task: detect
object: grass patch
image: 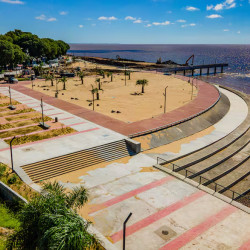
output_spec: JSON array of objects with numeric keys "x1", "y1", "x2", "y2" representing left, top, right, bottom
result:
[
  {"x1": 0, "y1": 163, "x2": 36, "y2": 201},
  {"x1": 5, "y1": 112, "x2": 40, "y2": 122},
  {"x1": 0, "y1": 203, "x2": 20, "y2": 230},
  {"x1": 5, "y1": 127, "x2": 75, "y2": 145},
  {"x1": 0, "y1": 116, "x2": 52, "y2": 130},
  {"x1": 0, "y1": 108, "x2": 34, "y2": 118},
  {"x1": 0, "y1": 125, "x2": 42, "y2": 139},
  {"x1": 0, "y1": 101, "x2": 19, "y2": 107}
]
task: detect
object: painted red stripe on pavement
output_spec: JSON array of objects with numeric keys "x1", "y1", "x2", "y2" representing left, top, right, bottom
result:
[
  {"x1": 89, "y1": 176, "x2": 174, "y2": 214},
  {"x1": 47, "y1": 112, "x2": 64, "y2": 116},
  {"x1": 60, "y1": 116, "x2": 75, "y2": 121},
  {"x1": 110, "y1": 191, "x2": 206, "y2": 243},
  {"x1": 239, "y1": 240, "x2": 250, "y2": 250},
  {"x1": 160, "y1": 205, "x2": 237, "y2": 250},
  {"x1": 69, "y1": 121, "x2": 86, "y2": 126}
]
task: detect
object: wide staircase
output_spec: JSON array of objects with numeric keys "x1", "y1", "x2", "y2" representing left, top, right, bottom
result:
[{"x1": 21, "y1": 139, "x2": 134, "y2": 183}]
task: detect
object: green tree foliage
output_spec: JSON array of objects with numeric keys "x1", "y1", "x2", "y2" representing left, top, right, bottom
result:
[
  {"x1": 0, "y1": 29, "x2": 70, "y2": 68},
  {"x1": 6, "y1": 181, "x2": 100, "y2": 250},
  {"x1": 136, "y1": 79, "x2": 149, "y2": 93}
]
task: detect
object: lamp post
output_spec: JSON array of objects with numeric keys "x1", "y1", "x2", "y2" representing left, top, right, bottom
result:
[
  {"x1": 41, "y1": 98, "x2": 45, "y2": 125},
  {"x1": 10, "y1": 136, "x2": 16, "y2": 172},
  {"x1": 9, "y1": 86, "x2": 12, "y2": 106},
  {"x1": 124, "y1": 64, "x2": 127, "y2": 86},
  {"x1": 191, "y1": 78, "x2": 194, "y2": 100},
  {"x1": 163, "y1": 86, "x2": 168, "y2": 113},
  {"x1": 123, "y1": 213, "x2": 132, "y2": 250}
]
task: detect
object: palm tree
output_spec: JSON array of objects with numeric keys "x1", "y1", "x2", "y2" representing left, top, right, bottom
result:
[
  {"x1": 59, "y1": 76, "x2": 68, "y2": 90},
  {"x1": 44, "y1": 75, "x2": 50, "y2": 85},
  {"x1": 78, "y1": 71, "x2": 85, "y2": 85},
  {"x1": 6, "y1": 181, "x2": 100, "y2": 250},
  {"x1": 98, "y1": 70, "x2": 105, "y2": 79},
  {"x1": 90, "y1": 85, "x2": 97, "y2": 110},
  {"x1": 136, "y1": 79, "x2": 148, "y2": 93},
  {"x1": 95, "y1": 78, "x2": 101, "y2": 90},
  {"x1": 49, "y1": 73, "x2": 55, "y2": 86},
  {"x1": 106, "y1": 72, "x2": 113, "y2": 82}
]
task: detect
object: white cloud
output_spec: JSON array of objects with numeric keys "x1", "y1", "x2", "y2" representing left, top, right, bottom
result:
[
  {"x1": 177, "y1": 19, "x2": 186, "y2": 23},
  {"x1": 214, "y1": 4, "x2": 224, "y2": 10},
  {"x1": 207, "y1": 0, "x2": 236, "y2": 11},
  {"x1": 133, "y1": 19, "x2": 142, "y2": 24},
  {"x1": 98, "y1": 16, "x2": 117, "y2": 21},
  {"x1": 206, "y1": 14, "x2": 222, "y2": 18},
  {"x1": 152, "y1": 21, "x2": 170, "y2": 26},
  {"x1": 79, "y1": 25, "x2": 84, "y2": 28},
  {"x1": 206, "y1": 5, "x2": 213, "y2": 10},
  {"x1": 47, "y1": 17, "x2": 57, "y2": 22},
  {"x1": 35, "y1": 14, "x2": 46, "y2": 20},
  {"x1": 145, "y1": 24, "x2": 152, "y2": 27},
  {"x1": 125, "y1": 16, "x2": 136, "y2": 21},
  {"x1": 223, "y1": 29, "x2": 229, "y2": 31},
  {"x1": 237, "y1": 30, "x2": 240, "y2": 34},
  {"x1": 59, "y1": 11, "x2": 67, "y2": 15},
  {"x1": 181, "y1": 23, "x2": 196, "y2": 28},
  {"x1": 0, "y1": 0, "x2": 24, "y2": 4},
  {"x1": 35, "y1": 14, "x2": 57, "y2": 22},
  {"x1": 186, "y1": 6, "x2": 199, "y2": 11}
]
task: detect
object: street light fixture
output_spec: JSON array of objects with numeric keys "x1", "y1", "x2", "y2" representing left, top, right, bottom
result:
[
  {"x1": 163, "y1": 86, "x2": 168, "y2": 113},
  {"x1": 123, "y1": 212, "x2": 132, "y2": 250},
  {"x1": 10, "y1": 136, "x2": 16, "y2": 172},
  {"x1": 8, "y1": 87, "x2": 16, "y2": 110}
]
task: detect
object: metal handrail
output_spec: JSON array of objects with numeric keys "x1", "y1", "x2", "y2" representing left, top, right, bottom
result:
[{"x1": 156, "y1": 158, "x2": 250, "y2": 202}]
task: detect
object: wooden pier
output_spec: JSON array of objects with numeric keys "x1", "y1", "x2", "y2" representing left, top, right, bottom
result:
[{"x1": 164, "y1": 63, "x2": 228, "y2": 76}]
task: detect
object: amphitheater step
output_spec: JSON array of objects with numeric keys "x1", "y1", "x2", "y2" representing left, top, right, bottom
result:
[
  {"x1": 21, "y1": 139, "x2": 134, "y2": 182},
  {"x1": 188, "y1": 141, "x2": 250, "y2": 179}
]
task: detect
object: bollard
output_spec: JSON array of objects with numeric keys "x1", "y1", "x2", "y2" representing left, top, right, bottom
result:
[{"x1": 55, "y1": 117, "x2": 58, "y2": 123}]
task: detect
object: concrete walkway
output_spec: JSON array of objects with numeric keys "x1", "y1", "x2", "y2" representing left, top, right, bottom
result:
[
  {"x1": 0, "y1": 87, "x2": 127, "y2": 184},
  {"x1": 48, "y1": 86, "x2": 249, "y2": 249}
]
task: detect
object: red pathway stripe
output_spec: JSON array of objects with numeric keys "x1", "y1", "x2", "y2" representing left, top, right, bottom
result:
[
  {"x1": 89, "y1": 176, "x2": 174, "y2": 214},
  {"x1": 239, "y1": 240, "x2": 250, "y2": 250},
  {"x1": 110, "y1": 190, "x2": 206, "y2": 243},
  {"x1": 160, "y1": 205, "x2": 237, "y2": 250}
]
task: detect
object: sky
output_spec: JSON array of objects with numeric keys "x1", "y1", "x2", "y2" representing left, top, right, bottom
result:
[{"x1": 0, "y1": 0, "x2": 249, "y2": 44}]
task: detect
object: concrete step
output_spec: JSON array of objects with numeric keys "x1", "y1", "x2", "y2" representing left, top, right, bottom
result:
[
  {"x1": 188, "y1": 140, "x2": 250, "y2": 179},
  {"x1": 173, "y1": 129, "x2": 250, "y2": 173},
  {"x1": 21, "y1": 139, "x2": 133, "y2": 182},
  {"x1": 22, "y1": 140, "x2": 129, "y2": 169}
]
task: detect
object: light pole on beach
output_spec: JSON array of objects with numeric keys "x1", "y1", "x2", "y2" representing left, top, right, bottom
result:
[
  {"x1": 191, "y1": 78, "x2": 195, "y2": 100},
  {"x1": 163, "y1": 86, "x2": 168, "y2": 113},
  {"x1": 124, "y1": 64, "x2": 127, "y2": 86}
]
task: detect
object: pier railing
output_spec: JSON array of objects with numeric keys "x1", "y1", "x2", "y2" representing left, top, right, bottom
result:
[{"x1": 156, "y1": 156, "x2": 250, "y2": 203}]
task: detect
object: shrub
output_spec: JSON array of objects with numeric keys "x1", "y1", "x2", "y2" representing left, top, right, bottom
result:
[
  {"x1": 0, "y1": 163, "x2": 6, "y2": 177},
  {"x1": 7, "y1": 174, "x2": 17, "y2": 184}
]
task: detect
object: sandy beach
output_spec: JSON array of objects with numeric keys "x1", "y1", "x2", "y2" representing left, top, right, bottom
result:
[{"x1": 28, "y1": 61, "x2": 197, "y2": 123}]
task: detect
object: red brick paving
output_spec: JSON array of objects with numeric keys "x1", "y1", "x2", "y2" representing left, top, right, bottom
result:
[{"x1": 1, "y1": 77, "x2": 220, "y2": 137}]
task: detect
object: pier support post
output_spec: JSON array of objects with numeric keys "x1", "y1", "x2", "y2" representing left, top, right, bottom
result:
[
  {"x1": 207, "y1": 68, "x2": 210, "y2": 75},
  {"x1": 183, "y1": 70, "x2": 186, "y2": 76},
  {"x1": 214, "y1": 67, "x2": 217, "y2": 75},
  {"x1": 192, "y1": 69, "x2": 194, "y2": 76},
  {"x1": 221, "y1": 66, "x2": 224, "y2": 73},
  {"x1": 200, "y1": 68, "x2": 202, "y2": 76}
]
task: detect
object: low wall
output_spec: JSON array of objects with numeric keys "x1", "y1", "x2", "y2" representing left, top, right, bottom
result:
[
  {"x1": 125, "y1": 138, "x2": 141, "y2": 153},
  {"x1": 0, "y1": 181, "x2": 28, "y2": 204}
]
